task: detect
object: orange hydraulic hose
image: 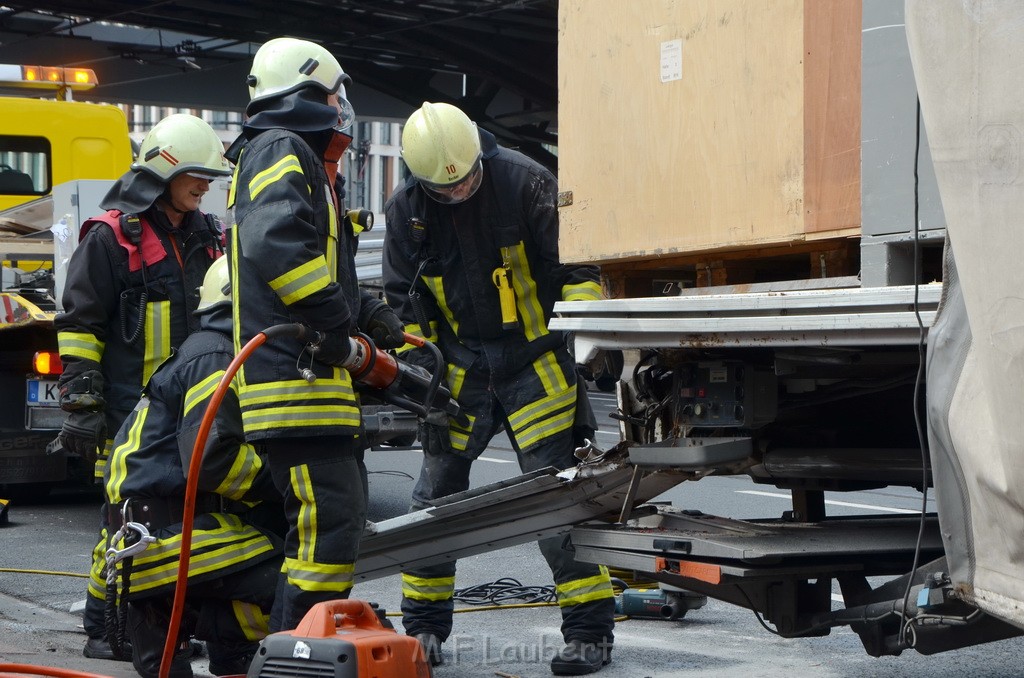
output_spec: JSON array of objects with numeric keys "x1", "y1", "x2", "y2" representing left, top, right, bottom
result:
[
  {"x1": 158, "y1": 325, "x2": 425, "y2": 678},
  {"x1": 0, "y1": 665, "x2": 112, "y2": 678},
  {"x1": 160, "y1": 324, "x2": 309, "y2": 678}
]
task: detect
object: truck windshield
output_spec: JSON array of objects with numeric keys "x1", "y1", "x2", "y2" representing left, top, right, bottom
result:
[{"x1": 0, "y1": 135, "x2": 50, "y2": 195}]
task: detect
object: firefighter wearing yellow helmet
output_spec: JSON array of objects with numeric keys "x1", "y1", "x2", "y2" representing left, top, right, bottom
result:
[
  {"x1": 227, "y1": 36, "x2": 405, "y2": 632},
  {"x1": 383, "y1": 102, "x2": 614, "y2": 674},
  {"x1": 55, "y1": 112, "x2": 229, "y2": 662},
  {"x1": 400, "y1": 102, "x2": 484, "y2": 204}
]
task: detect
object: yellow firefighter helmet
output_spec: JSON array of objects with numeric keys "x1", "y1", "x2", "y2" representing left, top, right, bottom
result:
[{"x1": 401, "y1": 102, "x2": 484, "y2": 204}]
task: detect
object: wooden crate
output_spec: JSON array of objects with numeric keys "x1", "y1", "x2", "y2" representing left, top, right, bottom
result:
[{"x1": 557, "y1": 0, "x2": 862, "y2": 266}]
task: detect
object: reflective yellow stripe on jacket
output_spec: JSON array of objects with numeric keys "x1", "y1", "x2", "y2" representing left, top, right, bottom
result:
[
  {"x1": 248, "y1": 155, "x2": 304, "y2": 201},
  {"x1": 505, "y1": 242, "x2": 546, "y2": 341},
  {"x1": 269, "y1": 255, "x2": 332, "y2": 306},
  {"x1": 57, "y1": 331, "x2": 104, "y2": 363},
  {"x1": 142, "y1": 300, "x2": 172, "y2": 385},
  {"x1": 562, "y1": 280, "x2": 602, "y2": 302},
  {"x1": 106, "y1": 401, "x2": 150, "y2": 504},
  {"x1": 422, "y1": 276, "x2": 459, "y2": 335},
  {"x1": 183, "y1": 370, "x2": 234, "y2": 416},
  {"x1": 215, "y1": 443, "x2": 265, "y2": 502},
  {"x1": 238, "y1": 378, "x2": 360, "y2": 433}
]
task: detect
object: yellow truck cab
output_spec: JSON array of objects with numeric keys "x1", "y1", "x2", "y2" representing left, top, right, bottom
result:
[
  {"x1": 0, "y1": 64, "x2": 132, "y2": 213},
  {"x1": 0, "y1": 64, "x2": 132, "y2": 498}
]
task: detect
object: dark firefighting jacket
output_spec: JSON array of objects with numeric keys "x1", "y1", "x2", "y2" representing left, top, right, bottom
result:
[
  {"x1": 382, "y1": 130, "x2": 603, "y2": 456},
  {"x1": 103, "y1": 309, "x2": 282, "y2": 597},
  {"x1": 228, "y1": 122, "x2": 385, "y2": 441},
  {"x1": 56, "y1": 204, "x2": 223, "y2": 471}
]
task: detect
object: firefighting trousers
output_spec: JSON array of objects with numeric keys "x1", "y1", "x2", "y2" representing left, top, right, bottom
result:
[
  {"x1": 400, "y1": 417, "x2": 615, "y2": 645},
  {"x1": 127, "y1": 559, "x2": 280, "y2": 676},
  {"x1": 265, "y1": 435, "x2": 368, "y2": 631}
]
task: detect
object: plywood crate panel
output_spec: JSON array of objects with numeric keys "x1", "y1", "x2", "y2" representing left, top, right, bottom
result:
[{"x1": 557, "y1": 0, "x2": 862, "y2": 265}]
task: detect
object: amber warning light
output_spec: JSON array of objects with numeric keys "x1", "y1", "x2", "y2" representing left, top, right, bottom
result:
[
  {"x1": 33, "y1": 351, "x2": 64, "y2": 376},
  {"x1": 0, "y1": 64, "x2": 98, "y2": 91}
]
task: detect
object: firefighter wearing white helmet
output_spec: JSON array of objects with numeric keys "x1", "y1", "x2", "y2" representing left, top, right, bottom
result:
[
  {"x1": 104, "y1": 249, "x2": 283, "y2": 678},
  {"x1": 227, "y1": 36, "x2": 406, "y2": 631},
  {"x1": 133, "y1": 113, "x2": 231, "y2": 182},
  {"x1": 55, "y1": 111, "x2": 230, "y2": 662},
  {"x1": 383, "y1": 102, "x2": 614, "y2": 674},
  {"x1": 195, "y1": 254, "x2": 231, "y2": 312}
]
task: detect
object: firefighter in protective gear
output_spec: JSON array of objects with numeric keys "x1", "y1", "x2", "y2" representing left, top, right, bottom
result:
[
  {"x1": 105, "y1": 256, "x2": 283, "y2": 678},
  {"x1": 383, "y1": 102, "x2": 614, "y2": 676},
  {"x1": 228, "y1": 36, "x2": 405, "y2": 632},
  {"x1": 55, "y1": 113, "x2": 230, "y2": 661}
]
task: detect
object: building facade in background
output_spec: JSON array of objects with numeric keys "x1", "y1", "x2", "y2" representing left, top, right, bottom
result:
[{"x1": 122, "y1": 104, "x2": 406, "y2": 224}]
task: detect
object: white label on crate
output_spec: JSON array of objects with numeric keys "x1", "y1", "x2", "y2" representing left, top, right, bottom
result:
[{"x1": 660, "y1": 39, "x2": 684, "y2": 83}]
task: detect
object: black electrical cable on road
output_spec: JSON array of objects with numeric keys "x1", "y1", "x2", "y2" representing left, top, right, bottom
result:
[{"x1": 454, "y1": 578, "x2": 556, "y2": 606}]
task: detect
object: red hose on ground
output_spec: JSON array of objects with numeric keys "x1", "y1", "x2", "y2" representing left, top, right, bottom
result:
[
  {"x1": 0, "y1": 665, "x2": 112, "y2": 678},
  {"x1": 158, "y1": 329, "x2": 274, "y2": 678}
]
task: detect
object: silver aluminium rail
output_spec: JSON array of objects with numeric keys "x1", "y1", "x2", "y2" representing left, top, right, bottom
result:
[{"x1": 550, "y1": 283, "x2": 942, "y2": 349}]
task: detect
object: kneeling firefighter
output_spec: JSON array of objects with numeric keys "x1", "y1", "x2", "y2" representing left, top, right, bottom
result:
[{"x1": 104, "y1": 257, "x2": 284, "y2": 678}]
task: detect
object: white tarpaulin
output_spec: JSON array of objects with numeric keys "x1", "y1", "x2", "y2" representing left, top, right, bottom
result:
[{"x1": 907, "y1": 0, "x2": 1024, "y2": 629}]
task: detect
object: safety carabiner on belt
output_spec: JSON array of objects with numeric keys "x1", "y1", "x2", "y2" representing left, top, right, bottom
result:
[{"x1": 105, "y1": 503, "x2": 156, "y2": 585}]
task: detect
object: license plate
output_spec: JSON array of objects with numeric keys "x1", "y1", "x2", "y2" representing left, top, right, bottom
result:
[{"x1": 26, "y1": 378, "x2": 60, "y2": 407}]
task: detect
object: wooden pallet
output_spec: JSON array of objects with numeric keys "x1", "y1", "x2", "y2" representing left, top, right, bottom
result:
[{"x1": 599, "y1": 238, "x2": 860, "y2": 299}]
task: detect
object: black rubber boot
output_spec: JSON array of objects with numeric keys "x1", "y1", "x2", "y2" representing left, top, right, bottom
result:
[
  {"x1": 550, "y1": 640, "x2": 612, "y2": 675},
  {"x1": 413, "y1": 633, "x2": 443, "y2": 667},
  {"x1": 126, "y1": 601, "x2": 194, "y2": 678},
  {"x1": 207, "y1": 640, "x2": 258, "y2": 676},
  {"x1": 83, "y1": 636, "x2": 133, "y2": 661}
]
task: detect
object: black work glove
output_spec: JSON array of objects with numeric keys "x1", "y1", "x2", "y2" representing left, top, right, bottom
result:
[
  {"x1": 57, "y1": 410, "x2": 107, "y2": 461},
  {"x1": 59, "y1": 369, "x2": 105, "y2": 412},
  {"x1": 417, "y1": 410, "x2": 451, "y2": 456},
  {"x1": 365, "y1": 304, "x2": 406, "y2": 349},
  {"x1": 309, "y1": 332, "x2": 358, "y2": 367}
]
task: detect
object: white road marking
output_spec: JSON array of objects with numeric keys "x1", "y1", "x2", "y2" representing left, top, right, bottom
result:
[
  {"x1": 735, "y1": 490, "x2": 920, "y2": 514},
  {"x1": 478, "y1": 456, "x2": 515, "y2": 464}
]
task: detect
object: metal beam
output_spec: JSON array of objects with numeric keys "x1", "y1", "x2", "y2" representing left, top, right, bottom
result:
[{"x1": 353, "y1": 445, "x2": 690, "y2": 582}]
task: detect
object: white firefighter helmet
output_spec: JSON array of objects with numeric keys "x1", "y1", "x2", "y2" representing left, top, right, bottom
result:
[
  {"x1": 247, "y1": 37, "x2": 354, "y2": 129},
  {"x1": 132, "y1": 114, "x2": 230, "y2": 183},
  {"x1": 195, "y1": 256, "x2": 231, "y2": 312},
  {"x1": 401, "y1": 102, "x2": 484, "y2": 204}
]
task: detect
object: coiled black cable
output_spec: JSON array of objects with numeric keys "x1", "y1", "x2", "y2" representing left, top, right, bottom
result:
[{"x1": 453, "y1": 578, "x2": 556, "y2": 606}]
